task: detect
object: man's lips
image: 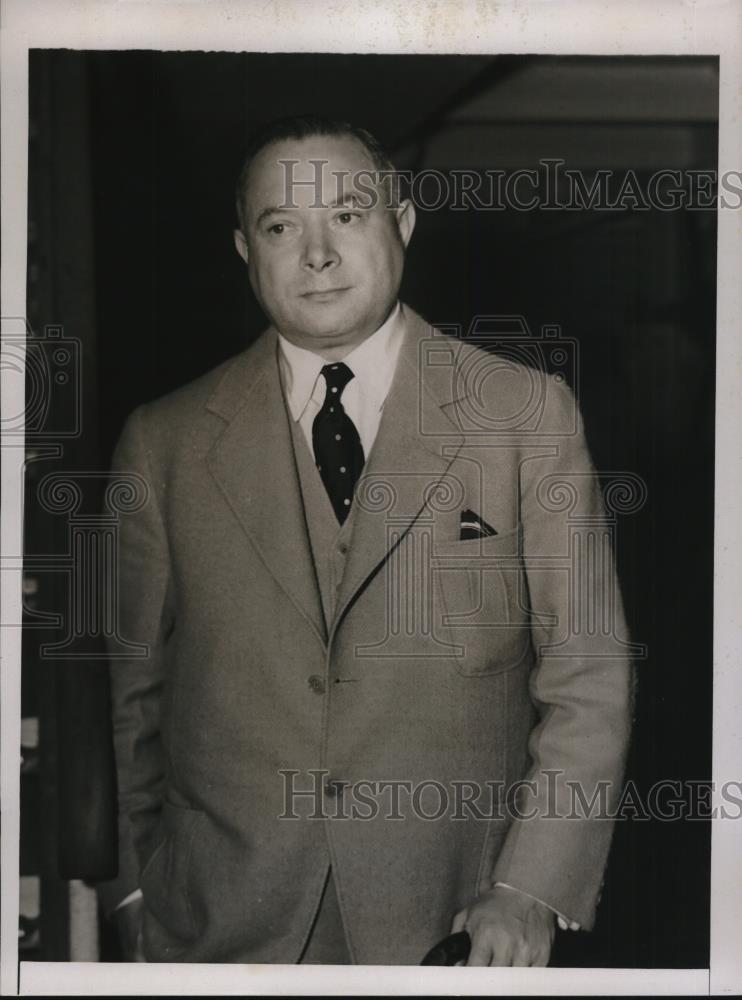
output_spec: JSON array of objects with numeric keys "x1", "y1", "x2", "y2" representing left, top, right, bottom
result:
[{"x1": 300, "y1": 287, "x2": 351, "y2": 300}]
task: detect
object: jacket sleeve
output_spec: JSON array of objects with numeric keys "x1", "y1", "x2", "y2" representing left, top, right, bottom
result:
[
  {"x1": 489, "y1": 376, "x2": 636, "y2": 929},
  {"x1": 96, "y1": 404, "x2": 175, "y2": 916}
]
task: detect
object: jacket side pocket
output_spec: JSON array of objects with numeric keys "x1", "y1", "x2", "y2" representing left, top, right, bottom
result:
[{"x1": 140, "y1": 799, "x2": 204, "y2": 943}]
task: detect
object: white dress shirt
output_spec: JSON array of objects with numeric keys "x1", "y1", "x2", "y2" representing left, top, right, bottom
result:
[{"x1": 277, "y1": 300, "x2": 406, "y2": 461}]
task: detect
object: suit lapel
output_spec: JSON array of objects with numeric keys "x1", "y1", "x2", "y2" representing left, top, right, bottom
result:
[
  {"x1": 205, "y1": 330, "x2": 326, "y2": 645},
  {"x1": 332, "y1": 308, "x2": 465, "y2": 636}
]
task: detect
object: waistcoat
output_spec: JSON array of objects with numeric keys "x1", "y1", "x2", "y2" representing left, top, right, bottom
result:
[{"x1": 287, "y1": 411, "x2": 358, "y2": 634}]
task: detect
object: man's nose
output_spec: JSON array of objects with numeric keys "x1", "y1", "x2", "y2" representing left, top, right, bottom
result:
[{"x1": 300, "y1": 229, "x2": 339, "y2": 271}]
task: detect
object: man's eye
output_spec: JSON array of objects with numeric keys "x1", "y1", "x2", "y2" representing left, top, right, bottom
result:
[
  {"x1": 337, "y1": 212, "x2": 360, "y2": 224},
  {"x1": 267, "y1": 223, "x2": 286, "y2": 235}
]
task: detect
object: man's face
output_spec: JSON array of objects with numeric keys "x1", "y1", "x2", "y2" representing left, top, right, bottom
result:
[{"x1": 234, "y1": 134, "x2": 415, "y2": 355}]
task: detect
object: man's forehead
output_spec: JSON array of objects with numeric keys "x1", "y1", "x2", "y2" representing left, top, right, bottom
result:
[{"x1": 246, "y1": 134, "x2": 379, "y2": 213}]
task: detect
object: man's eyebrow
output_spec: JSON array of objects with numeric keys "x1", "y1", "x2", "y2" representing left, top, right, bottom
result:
[
  {"x1": 327, "y1": 192, "x2": 369, "y2": 209},
  {"x1": 253, "y1": 192, "x2": 369, "y2": 227},
  {"x1": 254, "y1": 205, "x2": 290, "y2": 228}
]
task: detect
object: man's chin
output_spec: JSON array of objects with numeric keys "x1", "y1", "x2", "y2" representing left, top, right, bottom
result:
[{"x1": 285, "y1": 309, "x2": 364, "y2": 344}]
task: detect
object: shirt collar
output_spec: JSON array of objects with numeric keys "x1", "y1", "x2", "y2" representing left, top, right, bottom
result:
[{"x1": 277, "y1": 301, "x2": 405, "y2": 423}]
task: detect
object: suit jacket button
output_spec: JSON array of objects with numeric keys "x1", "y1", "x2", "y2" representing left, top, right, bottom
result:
[{"x1": 308, "y1": 674, "x2": 325, "y2": 694}]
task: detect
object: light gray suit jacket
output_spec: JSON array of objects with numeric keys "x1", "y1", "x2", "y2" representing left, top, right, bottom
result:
[{"x1": 106, "y1": 305, "x2": 633, "y2": 963}]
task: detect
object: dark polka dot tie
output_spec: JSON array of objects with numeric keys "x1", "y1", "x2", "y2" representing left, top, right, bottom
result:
[{"x1": 312, "y1": 362, "x2": 366, "y2": 524}]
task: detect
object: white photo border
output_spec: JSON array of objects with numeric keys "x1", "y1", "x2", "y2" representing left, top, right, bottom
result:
[{"x1": 2, "y1": 0, "x2": 739, "y2": 995}]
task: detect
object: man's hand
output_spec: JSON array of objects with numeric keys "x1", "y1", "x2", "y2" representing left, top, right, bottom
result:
[
  {"x1": 114, "y1": 895, "x2": 146, "y2": 962},
  {"x1": 451, "y1": 884, "x2": 555, "y2": 966}
]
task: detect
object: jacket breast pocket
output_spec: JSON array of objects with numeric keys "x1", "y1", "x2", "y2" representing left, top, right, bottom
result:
[
  {"x1": 432, "y1": 523, "x2": 533, "y2": 677},
  {"x1": 140, "y1": 798, "x2": 204, "y2": 944}
]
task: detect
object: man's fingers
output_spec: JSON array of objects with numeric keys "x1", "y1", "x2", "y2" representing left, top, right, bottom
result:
[
  {"x1": 450, "y1": 909, "x2": 467, "y2": 934},
  {"x1": 457, "y1": 889, "x2": 555, "y2": 967},
  {"x1": 487, "y1": 931, "x2": 515, "y2": 967},
  {"x1": 467, "y1": 929, "x2": 513, "y2": 967},
  {"x1": 529, "y1": 943, "x2": 551, "y2": 967},
  {"x1": 512, "y1": 920, "x2": 546, "y2": 966},
  {"x1": 517, "y1": 929, "x2": 554, "y2": 966},
  {"x1": 524, "y1": 922, "x2": 553, "y2": 967},
  {"x1": 511, "y1": 936, "x2": 535, "y2": 967},
  {"x1": 466, "y1": 940, "x2": 494, "y2": 967}
]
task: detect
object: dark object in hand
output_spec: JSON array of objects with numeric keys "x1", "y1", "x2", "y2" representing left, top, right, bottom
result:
[{"x1": 420, "y1": 930, "x2": 472, "y2": 965}]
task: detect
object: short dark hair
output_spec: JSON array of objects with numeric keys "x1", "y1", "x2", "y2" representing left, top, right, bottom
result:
[{"x1": 234, "y1": 114, "x2": 398, "y2": 232}]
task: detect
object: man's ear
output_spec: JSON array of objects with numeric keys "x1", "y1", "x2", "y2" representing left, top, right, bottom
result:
[
  {"x1": 395, "y1": 198, "x2": 416, "y2": 249},
  {"x1": 233, "y1": 228, "x2": 249, "y2": 265}
]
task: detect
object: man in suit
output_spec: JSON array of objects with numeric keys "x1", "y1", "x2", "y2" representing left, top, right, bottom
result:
[{"x1": 102, "y1": 115, "x2": 633, "y2": 966}]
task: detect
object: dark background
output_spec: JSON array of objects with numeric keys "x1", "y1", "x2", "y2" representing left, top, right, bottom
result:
[{"x1": 23, "y1": 50, "x2": 717, "y2": 966}]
